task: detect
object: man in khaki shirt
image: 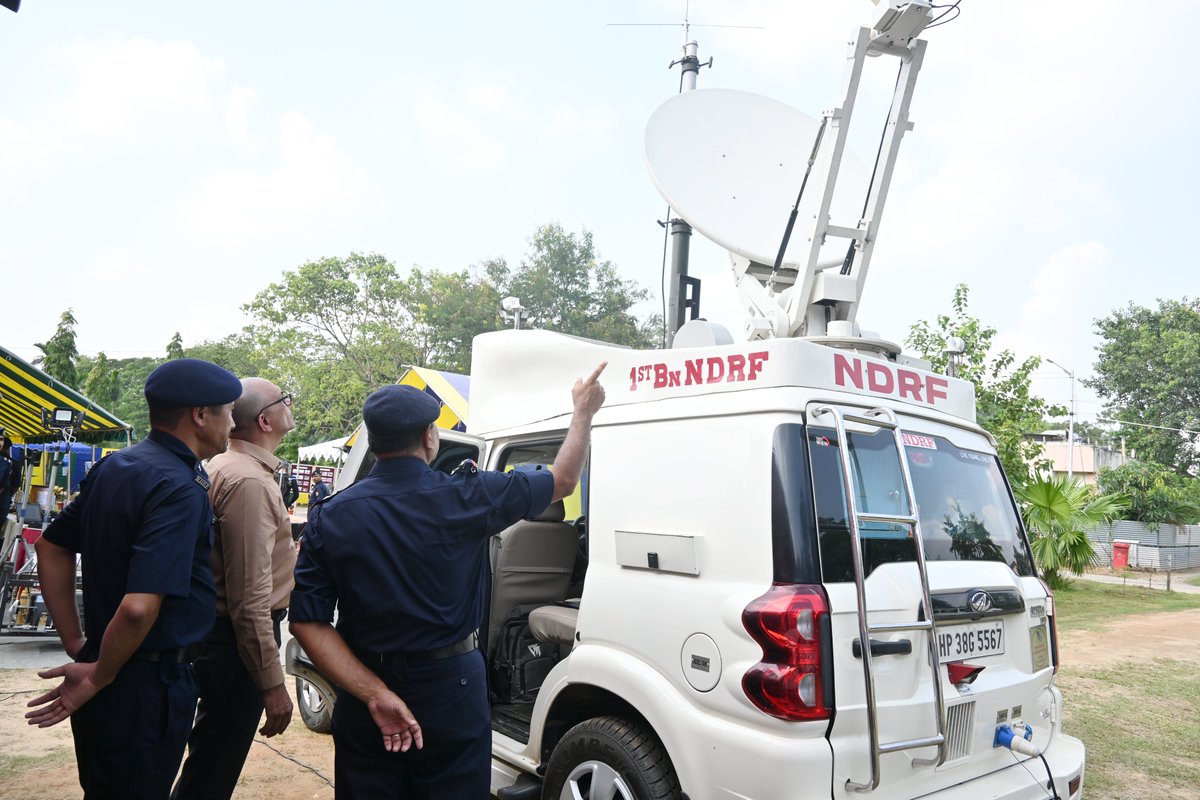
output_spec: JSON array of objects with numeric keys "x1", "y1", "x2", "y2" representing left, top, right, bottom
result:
[{"x1": 173, "y1": 378, "x2": 298, "y2": 800}]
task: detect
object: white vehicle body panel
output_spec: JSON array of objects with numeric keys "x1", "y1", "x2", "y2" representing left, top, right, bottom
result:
[{"x1": 327, "y1": 330, "x2": 1083, "y2": 799}]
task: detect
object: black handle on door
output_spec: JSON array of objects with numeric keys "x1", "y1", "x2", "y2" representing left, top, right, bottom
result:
[{"x1": 852, "y1": 638, "x2": 913, "y2": 658}]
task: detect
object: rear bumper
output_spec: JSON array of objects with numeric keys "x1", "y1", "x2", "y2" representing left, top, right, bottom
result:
[{"x1": 916, "y1": 732, "x2": 1085, "y2": 800}]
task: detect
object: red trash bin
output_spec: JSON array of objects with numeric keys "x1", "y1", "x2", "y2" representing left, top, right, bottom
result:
[{"x1": 1112, "y1": 541, "x2": 1130, "y2": 569}]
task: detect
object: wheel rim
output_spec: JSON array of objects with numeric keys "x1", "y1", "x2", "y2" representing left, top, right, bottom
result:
[
  {"x1": 300, "y1": 680, "x2": 325, "y2": 713},
  {"x1": 559, "y1": 760, "x2": 635, "y2": 800}
]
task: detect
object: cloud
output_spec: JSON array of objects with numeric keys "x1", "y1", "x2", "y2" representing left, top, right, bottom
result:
[
  {"x1": 178, "y1": 112, "x2": 370, "y2": 247},
  {"x1": 994, "y1": 240, "x2": 1113, "y2": 369},
  {"x1": 540, "y1": 101, "x2": 619, "y2": 140},
  {"x1": 51, "y1": 36, "x2": 227, "y2": 138},
  {"x1": 414, "y1": 92, "x2": 506, "y2": 173},
  {"x1": 225, "y1": 85, "x2": 259, "y2": 147},
  {"x1": 0, "y1": 117, "x2": 53, "y2": 174}
]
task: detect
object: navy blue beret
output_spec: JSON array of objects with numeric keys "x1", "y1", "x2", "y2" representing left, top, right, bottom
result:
[
  {"x1": 363, "y1": 384, "x2": 441, "y2": 439},
  {"x1": 144, "y1": 359, "x2": 242, "y2": 409}
]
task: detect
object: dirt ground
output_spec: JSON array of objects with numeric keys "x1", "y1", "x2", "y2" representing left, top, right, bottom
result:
[
  {"x1": 3, "y1": 610, "x2": 1200, "y2": 799},
  {"x1": 0, "y1": 674, "x2": 336, "y2": 799}
]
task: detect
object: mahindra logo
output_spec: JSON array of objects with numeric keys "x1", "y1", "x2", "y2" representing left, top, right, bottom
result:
[{"x1": 968, "y1": 591, "x2": 994, "y2": 613}]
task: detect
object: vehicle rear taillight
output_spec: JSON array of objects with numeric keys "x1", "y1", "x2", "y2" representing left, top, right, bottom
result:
[
  {"x1": 1038, "y1": 578, "x2": 1060, "y2": 674},
  {"x1": 742, "y1": 584, "x2": 831, "y2": 721}
]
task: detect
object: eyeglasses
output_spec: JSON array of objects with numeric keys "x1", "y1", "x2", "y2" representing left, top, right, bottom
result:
[{"x1": 257, "y1": 393, "x2": 293, "y2": 418}]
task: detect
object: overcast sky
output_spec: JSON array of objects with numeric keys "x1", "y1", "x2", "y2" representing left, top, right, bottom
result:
[{"x1": 2, "y1": 1, "x2": 1196, "y2": 424}]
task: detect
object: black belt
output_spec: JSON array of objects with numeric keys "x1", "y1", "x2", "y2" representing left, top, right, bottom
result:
[
  {"x1": 361, "y1": 633, "x2": 478, "y2": 668},
  {"x1": 133, "y1": 643, "x2": 203, "y2": 664},
  {"x1": 271, "y1": 607, "x2": 288, "y2": 622}
]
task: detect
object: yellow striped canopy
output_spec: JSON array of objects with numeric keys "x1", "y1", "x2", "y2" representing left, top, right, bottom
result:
[
  {"x1": 0, "y1": 346, "x2": 131, "y2": 444},
  {"x1": 342, "y1": 366, "x2": 469, "y2": 450}
]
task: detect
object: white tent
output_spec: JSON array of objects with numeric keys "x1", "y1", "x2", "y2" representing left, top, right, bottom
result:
[{"x1": 298, "y1": 436, "x2": 349, "y2": 463}]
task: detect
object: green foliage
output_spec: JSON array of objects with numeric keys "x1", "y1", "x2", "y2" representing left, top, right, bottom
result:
[
  {"x1": 403, "y1": 264, "x2": 504, "y2": 372},
  {"x1": 1016, "y1": 473, "x2": 1127, "y2": 588},
  {"x1": 183, "y1": 330, "x2": 271, "y2": 378},
  {"x1": 907, "y1": 285, "x2": 1065, "y2": 487},
  {"x1": 166, "y1": 332, "x2": 184, "y2": 360},
  {"x1": 1095, "y1": 461, "x2": 1200, "y2": 525},
  {"x1": 82, "y1": 352, "x2": 120, "y2": 407},
  {"x1": 38, "y1": 225, "x2": 660, "y2": 449},
  {"x1": 34, "y1": 309, "x2": 81, "y2": 389},
  {"x1": 503, "y1": 224, "x2": 661, "y2": 348},
  {"x1": 1089, "y1": 298, "x2": 1200, "y2": 475},
  {"x1": 108, "y1": 356, "x2": 160, "y2": 439},
  {"x1": 243, "y1": 251, "x2": 419, "y2": 389}
]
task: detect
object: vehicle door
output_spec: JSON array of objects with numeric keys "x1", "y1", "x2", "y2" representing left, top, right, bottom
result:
[
  {"x1": 806, "y1": 404, "x2": 1055, "y2": 799},
  {"x1": 335, "y1": 423, "x2": 486, "y2": 491}
]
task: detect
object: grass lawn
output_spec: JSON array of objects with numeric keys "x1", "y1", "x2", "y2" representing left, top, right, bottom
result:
[
  {"x1": 1053, "y1": 579, "x2": 1200, "y2": 631},
  {"x1": 1058, "y1": 659, "x2": 1200, "y2": 798},
  {"x1": 1054, "y1": 580, "x2": 1200, "y2": 798},
  {"x1": 1188, "y1": 574, "x2": 1200, "y2": 588}
]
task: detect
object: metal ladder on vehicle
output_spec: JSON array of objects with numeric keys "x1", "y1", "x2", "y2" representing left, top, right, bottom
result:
[{"x1": 811, "y1": 405, "x2": 947, "y2": 793}]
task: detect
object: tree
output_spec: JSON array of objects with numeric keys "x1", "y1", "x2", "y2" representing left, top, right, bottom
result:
[
  {"x1": 83, "y1": 352, "x2": 120, "y2": 408},
  {"x1": 243, "y1": 252, "x2": 419, "y2": 389},
  {"x1": 34, "y1": 309, "x2": 81, "y2": 389},
  {"x1": 1095, "y1": 461, "x2": 1200, "y2": 525},
  {"x1": 108, "y1": 356, "x2": 160, "y2": 440},
  {"x1": 503, "y1": 224, "x2": 661, "y2": 349},
  {"x1": 402, "y1": 264, "x2": 504, "y2": 373},
  {"x1": 166, "y1": 332, "x2": 184, "y2": 360},
  {"x1": 1088, "y1": 298, "x2": 1200, "y2": 476},
  {"x1": 184, "y1": 331, "x2": 271, "y2": 379},
  {"x1": 1017, "y1": 474, "x2": 1127, "y2": 588},
  {"x1": 907, "y1": 285, "x2": 1064, "y2": 487}
]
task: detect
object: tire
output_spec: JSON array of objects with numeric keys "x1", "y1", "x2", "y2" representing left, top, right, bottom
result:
[
  {"x1": 543, "y1": 716, "x2": 681, "y2": 800},
  {"x1": 295, "y1": 677, "x2": 333, "y2": 734}
]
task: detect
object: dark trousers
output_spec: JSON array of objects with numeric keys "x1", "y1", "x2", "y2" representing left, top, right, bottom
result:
[
  {"x1": 70, "y1": 659, "x2": 198, "y2": 800},
  {"x1": 333, "y1": 648, "x2": 490, "y2": 799},
  {"x1": 171, "y1": 616, "x2": 281, "y2": 800}
]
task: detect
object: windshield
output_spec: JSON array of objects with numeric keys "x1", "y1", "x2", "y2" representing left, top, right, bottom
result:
[{"x1": 807, "y1": 424, "x2": 1034, "y2": 582}]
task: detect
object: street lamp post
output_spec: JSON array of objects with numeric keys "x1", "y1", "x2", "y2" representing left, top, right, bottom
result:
[{"x1": 1046, "y1": 359, "x2": 1076, "y2": 481}]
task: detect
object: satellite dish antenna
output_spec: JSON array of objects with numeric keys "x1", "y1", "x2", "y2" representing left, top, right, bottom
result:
[{"x1": 644, "y1": 88, "x2": 869, "y2": 269}]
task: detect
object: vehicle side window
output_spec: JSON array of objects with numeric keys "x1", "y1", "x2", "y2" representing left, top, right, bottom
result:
[
  {"x1": 431, "y1": 441, "x2": 480, "y2": 474},
  {"x1": 349, "y1": 438, "x2": 479, "y2": 486},
  {"x1": 497, "y1": 441, "x2": 587, "y2": 522},
  {"x1": 809, "y1": 428, "x2": 916, "y2": 583}
]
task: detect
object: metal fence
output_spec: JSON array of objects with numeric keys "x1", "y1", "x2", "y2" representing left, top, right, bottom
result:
[{"x1": 1086, "y1": 520, "x2": 1200, "y2": 570}]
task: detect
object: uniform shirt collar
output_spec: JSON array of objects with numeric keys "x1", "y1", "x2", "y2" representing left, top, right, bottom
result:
[
  {"x1": 369, "y1": 455, "x2": 432, "y2": 477},
  {"x1": 228, "y1": 438, "x2": 283, "y2": 473},
  {"x1": 147, "y1": 429, "x2": 200, "y2": 467}
]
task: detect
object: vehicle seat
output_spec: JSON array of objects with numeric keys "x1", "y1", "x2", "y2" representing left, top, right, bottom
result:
[
  {"x1": 487, "y1": 500, "x2": 577, "y2": 657},
  {"x1": 528, "y1": 602, "x2": 578, "y2": 648}
]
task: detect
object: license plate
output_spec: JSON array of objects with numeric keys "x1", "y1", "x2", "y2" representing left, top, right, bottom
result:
[{"x1": 936, "y1": 621, "x2": 1005, "y2": 663}]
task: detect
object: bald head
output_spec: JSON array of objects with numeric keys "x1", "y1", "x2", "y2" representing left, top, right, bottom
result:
[{"x1": 230, "y1": 378, "x2": 296, "y2": 450}]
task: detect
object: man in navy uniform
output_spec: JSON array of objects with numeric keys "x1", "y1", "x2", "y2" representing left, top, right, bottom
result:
[
  {"x1": 27, "y1": 358, "x2": 241, "y2": 800},
  {"x1": 290, "y1": 363, "x2": 607, "y2": 799}
]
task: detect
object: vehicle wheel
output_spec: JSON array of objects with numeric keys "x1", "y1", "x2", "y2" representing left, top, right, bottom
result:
[
  {"x1": 295, "y1": 677, "x2": 333, "y2": 734},
  {"x1": 543, "y1": 716, "x2": 680, "y2": 800}
]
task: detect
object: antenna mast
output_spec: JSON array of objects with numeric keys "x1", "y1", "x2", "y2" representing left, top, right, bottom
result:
[{"x1": 664, "y1": 12, "x2": 712, "y2": 344}]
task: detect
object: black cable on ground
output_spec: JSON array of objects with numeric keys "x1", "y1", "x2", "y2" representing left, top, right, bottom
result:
[{"x1": 253, "y1": 736, "x2": 335, "y2": 790}]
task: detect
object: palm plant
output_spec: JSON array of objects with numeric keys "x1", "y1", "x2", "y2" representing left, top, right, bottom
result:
[{"x1": 1016, "y1": 474, "x2": 1128, "y2": 589}]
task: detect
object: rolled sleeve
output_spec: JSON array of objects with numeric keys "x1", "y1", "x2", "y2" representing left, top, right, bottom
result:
[
  {"x1": 289, "y1": 515, "x2": 338, "y2": 624},
  {"x1": 217, "y1": 477, "x2": 286, "y2": 690}
]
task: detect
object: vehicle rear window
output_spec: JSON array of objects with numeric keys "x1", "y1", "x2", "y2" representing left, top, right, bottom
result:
[{"x1": 805, "y1": 425, "x2": 1034, "y2": 582}]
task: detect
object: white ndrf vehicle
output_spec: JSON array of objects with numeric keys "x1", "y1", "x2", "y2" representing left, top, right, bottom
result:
[{"x1": 288, "y1": 3, "x2": 1085, "y2": 797}]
